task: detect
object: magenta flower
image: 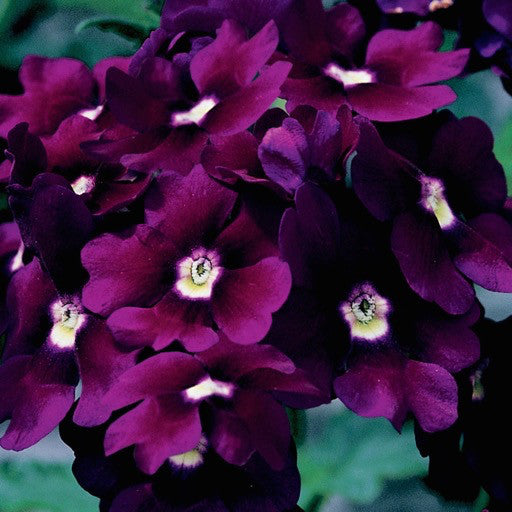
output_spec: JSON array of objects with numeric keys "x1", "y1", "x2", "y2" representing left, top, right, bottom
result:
[
  {"x1": 281, "y1": 0, "x2": 468, "y2": 121},
  {"x1": 84, "y1": 19, "x2": 291, "y2": 175},
  {"x1": 82, "y1": 166, "x2": 291, "y2": 351},
  {"x1": 98, "y1": 336, "x2": 324, "y2": 474}
]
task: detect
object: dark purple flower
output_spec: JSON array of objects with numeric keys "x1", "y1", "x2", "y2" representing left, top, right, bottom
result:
[
  {"x1": 279, "y1": 183, "x2": 478, "y2": 431},
  {"x1": 6, "y1": 121, "x2": 150, "y2": 216},
  {"x1": 60, "y1": 411, "x2": 303, "y2": 512},
  {"x1": 82, "y1": 166, "x2": 291, "y2": 351},
  {"x1": 96, "y1": 335, "x2": 324, "y2": 475},
  {"x1": 351, "y1": 114, "x2": 512, "y2": 314},
  {"x1": 0, "y1": 55, "x2": 131, "y2": 139},
  {"x1": 85, "y1": 20, "x2": 291, "y2": 175},
  {"x1": 8, "y1": 170, "x2": 94, "y2": 293},
  {"x1": 0, "y1": 258, "x2": 136, "y2": 449},
  {"x1": 258, "y1": 106, "x2": 359, "y2": 194},
  {"x1": 417, "y1": 316, "x2": 512, "y2": 511},
  {"x1": 281, "y1": 0, "x2": 468, "y2": 121},
  {"x1": 203, "y1": 106, "x2": 359, "y2": 196}
]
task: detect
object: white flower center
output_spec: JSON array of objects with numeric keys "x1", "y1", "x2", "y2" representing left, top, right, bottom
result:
[
  {"x1": 420, "y1": 177, "x2": 455, "y2": 229},
  {"x1": 429, "y1": 0, "x2": 453, "y2": 12},
  {"x1": 340, "y1": 283, "x2": 391, "y2": 342},
  {"x1": 9, "y1": 243, "x2": 24, "y2": 272},
  {"x1": 351, "y1": 293, "x2": 377, "y2": 323},
  {"x1": 323, "y1": 63, "x2": 375, "y2": 88},
  {"x1": 191, "y1": 257, "x2": 212, "y2": 285},
  {"x1": 168, "y1": 436, "x2": 208, "y2": 470},
  {"x1": 79, "y1": 105, "x2": 104, "y2": 121},
  {"x1": 71, "y1": 175, "x2": 96, "y2": 196},
  {"x1": 184, "y1": 376, "x2": 234, "y2": 402},
  {"x1": 48, "y1": 299, "x2": 86, "y2": 349},
  {"x1": 175, "y1": 249, "x2": 221, "y2": 300},
  {"x1": 172, "y1": 96, "x2": 218, "y2": 127}
]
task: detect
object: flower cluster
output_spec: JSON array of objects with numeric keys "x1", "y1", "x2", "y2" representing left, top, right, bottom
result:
[{"x1": 0, "y1": 0, "x2": 511, "y2": 511}]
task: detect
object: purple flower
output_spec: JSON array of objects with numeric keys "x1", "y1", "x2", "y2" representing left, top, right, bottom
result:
[
  {"x1": 82, "y1": 166, "x2": 291, "y2": 350},
  {"x1": 0, "y1": 55, "x2": 131, "y2": 139},
  {"x1": 0, "y1": 258, "x2": 136, "y2": 449},
  {"x1": 60, "y1": 412, "x2": 303, "y2": 512},
  {"x1": 85, "y1": 20, "x2": 291, "y2": 175},
  {"x1": 279, "y1": 183, "x2": 479, "y2": 431},
  {"x1": 351, "y1": 114, "x2": 512, "y2": 314},
  {"x1": 280, "y1": 0, "x2": 468, "y2": 121},
  {"x1": 97, "y1": 336, "x2": 324, "y2": 475},
  {"x1": 417, "y1": 316, "x2": 512, "y2": 510},
  {"x1": 203, "y1": 106, "x2": 359, "y2": 196},
  {"x1": 258, "y1": 106, "x2": 359, "y2": 194},
  {"x1": 6, "y1": 121, "x2": 150, "y2": 216}
]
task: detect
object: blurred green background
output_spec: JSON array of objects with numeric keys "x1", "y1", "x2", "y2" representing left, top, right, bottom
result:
[{"x1": 0, "y1": 0, "x2": 511, "y2": 511}]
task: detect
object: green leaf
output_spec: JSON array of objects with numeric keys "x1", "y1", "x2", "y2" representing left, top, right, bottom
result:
[
  {"x1": 494, "y1": 116, "x2": 512, "y2": 194},
  {"x1": 0, "y1": 9, "x2": 135, "y2": 69},
  {"x1": 347, "y1": 478, "x2": 475, "y2": 512},
  {"x1": 298, "y1": 403, "x2": 428, "y2": 508},
  {"x1": 47, "y1": 0, "x2": 160, "y2": 28},
  {"x1": 0, "y1": 460, "x2": 98, "y2": 512},
  {"x1": 75, "y1": 15, "x2": 153, "y2": 42},
  {"x1": 0, "y1": 0, "x2": 32, "y2": 34}
]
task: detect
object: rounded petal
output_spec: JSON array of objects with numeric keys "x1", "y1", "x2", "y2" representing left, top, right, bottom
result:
[{"x1": 212, "y1": 257, "x2": 291, "y2": 344}]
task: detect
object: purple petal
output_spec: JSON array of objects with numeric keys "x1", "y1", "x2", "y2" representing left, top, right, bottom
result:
[
  {"x1": 234, "y1": 389, "x2": 291, "y2": 470},
  {"x1": 453, "y1": 213, "x2": 512, "y2": 292},
  {"x1": 416, "y1": 305, "x2": 481, "y2": 372},
  {"x1": 351, "y1": 117, "x2": 416, "y2": 220},
  {"x1": 8, "y1": 173, "x2": 94, "y2": 293},
  {"x1": 483, "y1": 0, "x2": 512, "y2": 40},
  {"x1": 196, "y1": 337, "x2": 295, "y2": 382},
  {"x1": 107, "y1": 293, "x2": 218, "y2": 352},
  {"x1": 281, "y1": 0, "x2": 331, "y2": 65},
  {"x1": 366, "y1": 23, "x2": 469, "y2": 87},
  {"x1": 281, "y1": 76, "x2": 346, "y2": 115},
  {"x1": 326, "y1": 4, "x2": 366, "y2": 58},
  {"x1": 348, "y1": 83, "x2": 458, "y2": 122},
  {"x1": 279, "y1": 183, "x2": 340, "y2": 287},
  {"x1": 73, "y1": 318, "x2": 140, "y2": 427},
  {"x1": 105, "y1": 67, "x2": 168, "y2": 132},
  {"x1": 120, "y1": 130, "x2": 208, "y2": 175},
  {"x1": 0, "y1": 56, "x2": 95, "y2": 137},
  {"x1": 42, "y1": 115, "x2": 100, "y2": 171},
  {"x1": 428, "y1": 117, "x2": 506, "y2": 214},
  {"x1": 210, "y1": 407, "x2": 254, "y2": 466},
  {"x1": 212, "y1": 257, "x2": 291, "y2": 344},
  {"x1": 0, "y1": 344, "x2": 77, "y2": 450},
  {"x1": 214, "y1": 203, "x2": 279, "y2": 268},
  {"x1": 105, "y1": 396, "x2": 202, "y2": 475},
  {"x1": 334, "y1": 350, "x2": 408, "y2": 431},
  {"x1": 81, "y1": 224, "x2": 172, "y2": 316},
  {"x1": 92, "y1": 56, "x2": 132, "y2": 102},
  {"x1": 144, "y1": 166, "x2": 237, "y2": 244},
  {"x1": 202, "y1": 61, "x2": 292, "y2": 136},
  {"x1": 405, "y1": 360, "x2": 458, "y2": 432},
  {"x1": 3, "y1": 259, "x2": 56, "y2": 360},
  {"x1": 103, "y1": 351, "x2": 205, "y2": 412},
  {"x1": 6, "y1": 122, "x2": 47, "y2": 187},
  {"x1": 391, "y1": 211, "x2": 475, "y2": 314},
  {"x1": 191, "y1": 19, "x2": 279, "y2": 95},
  {"x1": 258, "y1": 117, "x2": 309, "y2": 194}
]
